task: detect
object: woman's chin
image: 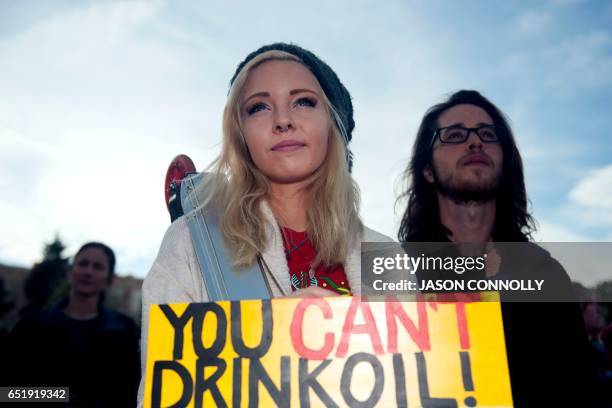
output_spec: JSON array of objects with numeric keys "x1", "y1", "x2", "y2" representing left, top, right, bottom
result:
[
  {"x1": 72, "y1": 286, "x2": 103, "y2": 298},
  {"x1": 267, "y1": 170, "x2": 319, "y2": 185}
]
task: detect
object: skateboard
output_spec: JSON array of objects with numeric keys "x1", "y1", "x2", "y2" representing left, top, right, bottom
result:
[{"x1": 164, "y1": 154, "x2": 196, "y2": 222}]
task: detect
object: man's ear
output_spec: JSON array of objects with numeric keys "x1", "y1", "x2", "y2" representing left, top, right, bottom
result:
[{"x1": 423, "y1": 164, "x2": 435, "y2": 183}]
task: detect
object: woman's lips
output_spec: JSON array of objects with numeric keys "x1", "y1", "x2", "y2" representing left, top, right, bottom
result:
[
  {"x1": 75, "y1": 278, "x2": 93, "y2": 286},
  {"x1": 271, "y1": 140, "x2": 305, "y2": 152}
]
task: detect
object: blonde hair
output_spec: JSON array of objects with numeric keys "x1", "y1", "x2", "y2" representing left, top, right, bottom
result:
[{"x1": 198, "y1": 50, "x2": 362, "y2": 267}]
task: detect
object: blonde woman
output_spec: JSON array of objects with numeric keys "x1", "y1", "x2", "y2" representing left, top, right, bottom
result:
[{"x1": 138, "y1": 43, "x2": 392, "y2": 404}]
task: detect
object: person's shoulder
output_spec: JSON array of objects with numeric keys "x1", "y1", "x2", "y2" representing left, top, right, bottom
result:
[
  {"x1": 101, "y1": 308, "x2": 139, "y2": 332},
  {"x1": 105, "y1": 308, "x2": 137, "y2": 325},
  {"x1": 10, "y1": 312, "x2": 43, "y2": 334},
  {"x1": 143, "y1": 213, "x2": 204, "y2": 303},
  {"x1": 517, "y1": 242, "x2": 565, "y2": 271},
  {"x1": 10, "y1": 301, "x2": 66, "y2": 336},
  {"x1": 148, "y1": 215, "x2": 196, "y2": 274},
  {"x1": 159, "y1": 215, "x2": 192, "y2": 249},
  {"x1": 503, "y1": 241, "x2": 575, "y2": 298},
  {"x1": 362, "y1": 226, "x2": 395, "y2": 243}
]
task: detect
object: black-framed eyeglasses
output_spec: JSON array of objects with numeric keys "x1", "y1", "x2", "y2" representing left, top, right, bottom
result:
[{"x1": 433, "y1": 125, "x2": 505, "y2": 145}]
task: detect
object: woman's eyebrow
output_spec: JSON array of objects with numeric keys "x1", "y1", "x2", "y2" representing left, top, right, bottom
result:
[
  {"x1": 243, "y1": 91, "x2": 269, "y2": 104},
  {"x1": 290, "y1": 88, "x2": 318, "y2": 96},
  {"x1": 242, "y1": 89, "x2": 319, "y2": 106}
]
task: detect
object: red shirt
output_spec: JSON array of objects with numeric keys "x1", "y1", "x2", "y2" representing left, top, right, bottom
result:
[{"x1": 281, "y1": 227, "x2": 351, "y2": 296}]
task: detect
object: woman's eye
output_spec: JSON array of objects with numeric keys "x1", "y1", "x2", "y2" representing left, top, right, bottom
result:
[
  {"x1": 295, "y1": 97, "x2": 316, "y2": 108},
  {"x1": 246, "y1": 103, "x2": 267, "y2": 115}
]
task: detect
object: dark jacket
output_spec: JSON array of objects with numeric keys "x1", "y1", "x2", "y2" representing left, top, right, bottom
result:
[
  {"x1": 404, "y1": 228, "x2": 597, "y2": 407},
  {"x1": 6, "y1": 298, "x2": 140, "y2": 407}
]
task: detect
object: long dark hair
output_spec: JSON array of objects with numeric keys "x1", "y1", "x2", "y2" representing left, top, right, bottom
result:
[{"x1": 398, "y1": 90, "x2": 536, "y2": 242}]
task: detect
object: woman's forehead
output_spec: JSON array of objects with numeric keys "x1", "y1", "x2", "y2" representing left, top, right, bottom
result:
[
  {"x1": 241, "y1": 59, "x2": 323, "y2": 99},
  {"x1": 76, "y1": 247, "x2": 108, "y2": 264}
]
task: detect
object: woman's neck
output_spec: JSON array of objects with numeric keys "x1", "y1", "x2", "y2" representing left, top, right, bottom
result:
[
  {"x1": 63, "y1": 291, "x2": 100, "y2": 320},
  {"x1": 268, "y1": 182, "x2": 309, "y2": 232}
]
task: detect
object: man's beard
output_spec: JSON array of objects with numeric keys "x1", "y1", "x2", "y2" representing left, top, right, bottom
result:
[{"x1": 432, "y1": 166, "x2": 501, "y2": 203}]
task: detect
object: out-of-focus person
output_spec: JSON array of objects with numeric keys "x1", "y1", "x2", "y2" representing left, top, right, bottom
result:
[
  {"x1": 7, "y1": 242, "x2": 140, "y2": 407},
  {"x1": 581, "y1": 300, "x2": 612, "y2": 407}
]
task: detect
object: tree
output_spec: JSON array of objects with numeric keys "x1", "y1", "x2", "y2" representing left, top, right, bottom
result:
[
  {"x1": 21, "y1": 235, "x2": 69, "y2": 316},
  {"x1": 0, "y1": 277, "x2": 14, "y2": 319}
]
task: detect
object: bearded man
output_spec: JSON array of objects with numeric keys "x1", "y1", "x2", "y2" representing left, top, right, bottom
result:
[{"x1": 398, "y1": 90, "x2": 597, "y2": 406}]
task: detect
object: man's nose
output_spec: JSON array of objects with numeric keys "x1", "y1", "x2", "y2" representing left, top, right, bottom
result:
[{"x1": 466, "y1": 130, "x2": 483, "y2": 151}]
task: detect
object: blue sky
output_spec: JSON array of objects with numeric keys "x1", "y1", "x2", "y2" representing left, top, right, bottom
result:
[{"x1": 1, "y1": 0, "x2": 611, "y2": 278}]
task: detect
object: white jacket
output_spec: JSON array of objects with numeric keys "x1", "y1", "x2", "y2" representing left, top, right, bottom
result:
[{"x1": 137, "y1": 202, "x2": 393, "y2": 406}]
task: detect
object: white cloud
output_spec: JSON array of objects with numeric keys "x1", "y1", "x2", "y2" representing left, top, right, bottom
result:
[
  {"x1": 569, "y1": 164, "x2": 612, "y2": 209},
  {"x1": 563, "y1": 164, "x2": 612, "y2": 227},
  {"x1": 527, "y1": 164, "x2": 612, "y2": 245}
]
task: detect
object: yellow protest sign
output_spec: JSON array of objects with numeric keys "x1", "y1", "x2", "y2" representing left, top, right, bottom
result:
[{"x1": 145, "y1": 295, "x2": 512, "y2": 407}]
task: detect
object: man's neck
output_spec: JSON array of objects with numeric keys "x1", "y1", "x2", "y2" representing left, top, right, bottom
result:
[
  {"x1": 268, "y1": 182, "x2": 309, "y2": 232},
  {"x1": 64, "y1": 291, "x2": 100, "y2": 320},
  {"x1": 437, "y1": 193, "x2": 496, "y2": 243}
]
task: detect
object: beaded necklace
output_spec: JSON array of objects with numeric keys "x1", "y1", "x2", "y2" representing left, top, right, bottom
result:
[
  {"x1": 281, "y1": 228, "x2": 316, "y2": 290},
  {"x1": 281, "y1": 227, "x2": 352, "y2": 295}
]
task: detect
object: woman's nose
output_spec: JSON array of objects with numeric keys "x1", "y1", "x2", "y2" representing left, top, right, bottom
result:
[{"x1": 274, "y1": 109, "x2": 294, "y2": 133}]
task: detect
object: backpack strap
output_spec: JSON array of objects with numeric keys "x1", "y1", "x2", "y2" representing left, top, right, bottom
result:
[{"x1": 180, "y1": 173, "x2": 271, "y2": 301}]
